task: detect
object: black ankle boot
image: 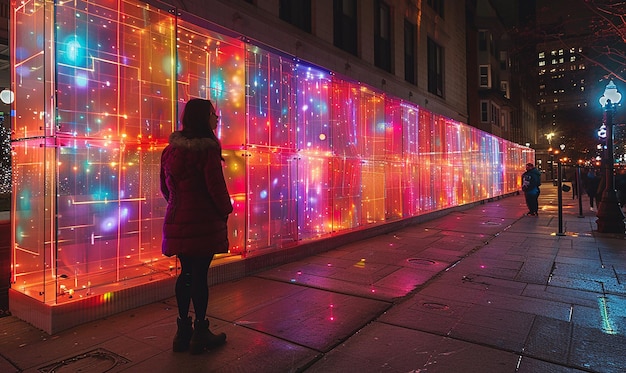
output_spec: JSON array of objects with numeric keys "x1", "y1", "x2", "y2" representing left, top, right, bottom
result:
[
  {"x1": 172, "y1": 316, "x2": 193, "y2": 352},
  {"x1": 189, "y1": 319, "x2": 226, "y2": 354}
]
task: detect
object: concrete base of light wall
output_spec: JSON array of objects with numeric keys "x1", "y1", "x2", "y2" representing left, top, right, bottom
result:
[
  {"x1": 9, "y1": 276, "x2": 178, "y2": 335},
  {"x1": 8, "y1": 194, "x2": 514, "y2": 334}
]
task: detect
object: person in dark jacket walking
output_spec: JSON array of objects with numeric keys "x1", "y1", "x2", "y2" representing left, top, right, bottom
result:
[
  {"x1": 521, "y1": 162, "x2": 541, "y2": 216},
  {"x1": 584, "y1": 169, "x2": 601, "y2": 211},
  {"x1": 160, "y1": 98, "x2": 233, "y2": 354}
]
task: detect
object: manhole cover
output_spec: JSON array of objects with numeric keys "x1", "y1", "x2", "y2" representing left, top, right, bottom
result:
[
  {"x1": 482, "y1": 221, "x2": 501, "y2": 225},
  {"x1": 407, "y1": 258, "x2": 436, "y2": 265},
  {"x1": 422, "y1": 302, "x2": 450, "y2": 311},
  {"x1": 38, "y1": 348, "x2": 130, "y2": 373}
]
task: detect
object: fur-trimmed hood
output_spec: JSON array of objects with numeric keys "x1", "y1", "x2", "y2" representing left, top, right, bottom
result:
[{"x1": 168, "y1": 131, "x2": 220, "y2": 151}]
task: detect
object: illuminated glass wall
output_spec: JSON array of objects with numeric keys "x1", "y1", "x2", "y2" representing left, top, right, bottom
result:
[{"x1": 10, "y1": 0, "x2": 533, "y2": 305}]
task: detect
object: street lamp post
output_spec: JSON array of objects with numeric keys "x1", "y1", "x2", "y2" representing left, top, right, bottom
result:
[{"x1": 596, "y1": 80, "x2": 625, "y2": 233}]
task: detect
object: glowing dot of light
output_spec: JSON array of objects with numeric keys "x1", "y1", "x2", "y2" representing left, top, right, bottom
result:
[
  {"x1": 319, "y1": 133, "x2": 326, "y2": 141},
  {"x1": 100, "y1": 217, "x2": 117, "y2": 232},
  {"x1": 102, "y1": 292, "x2": 113, "y2": 302},
  {"x1": 259, "y1": 190, "x2": 268, "y2": 199},
  {"x1": 66, "y1": 39, "x2": 82, "y2": 62}
]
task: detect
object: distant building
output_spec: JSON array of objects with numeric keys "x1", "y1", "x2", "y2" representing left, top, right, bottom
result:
[
  {"x1": 466, "y1": 0, "x2": 538, "y2": 147},
  {"x1": 534, "y1": 0, "x2": 624, "y2": 165}
]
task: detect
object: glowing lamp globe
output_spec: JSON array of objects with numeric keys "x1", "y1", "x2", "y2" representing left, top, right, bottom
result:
[
  {"x1": 599, "y1": 80, "x2": 621, "y2": 107},
  {"x1": 0, "y1": 89, "x2": 14, "y2": 104}
]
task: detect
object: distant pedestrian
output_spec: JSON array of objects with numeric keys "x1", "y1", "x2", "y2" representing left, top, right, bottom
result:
[
  {"x1": 585, "y1": 169, "x2": 601, "y2": 211},
  {"x1": 521, "y1": 162, "x2": 541, "y2": 216},
  {"x1": 161, "y1": 98, "x2": 232, "y2": 354},
  {"x1": 596, "y1": 170, "x2": 608, "y2": 211},
  {"x1": 616, "y1": 168, "x2": 626, "y2": 210}
]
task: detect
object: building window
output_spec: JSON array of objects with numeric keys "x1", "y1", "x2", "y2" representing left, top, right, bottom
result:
[
  {"x1": 374, "y1": 0, "x2": 392, "y2": 72},
  {"x1": 478, "y1": 30, "x2": 487, "y2": 51},
  {"x1": 480, "y1": 101, "x2": 489, "y2": 122},
  {"x1": 427, "y1": 0, "x2": 444, "y2": 18},
  {"x1": 479, "y1": 65, "x2": 490, "y2": 88},
  {"x1": 427, "y1": 38, "x2": 444, "y2": 97},
  {"x1": 333, "y1": 0, "x2": 358, "y2": 56},
  {"x1": 538, "y1": 51, "x2": 545, "y2": 59},
  {"x1": 492, "y1": 105, "x2": 500, "y2": 125},
  {"x1": 404, "y1": 19, "x2": 416, "y2": 84},
  {"x1": 279, "y1": 0, "x2": 311, "y2": 32},
  {"x1": 499, "y1": 51, "x2": 508, "y2": 70},
  {"x1": 501, "y1": 81, "x2": 509, "y2": 98}
]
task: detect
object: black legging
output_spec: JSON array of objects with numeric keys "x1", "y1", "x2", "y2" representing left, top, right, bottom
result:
[{"x1": 176, "y1": 255, "x2": 212, "y2": 321}]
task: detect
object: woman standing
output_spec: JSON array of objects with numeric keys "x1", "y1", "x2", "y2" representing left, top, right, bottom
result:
[{"x1": 160, "y1": 98, "x2": 233, "y2": 354}]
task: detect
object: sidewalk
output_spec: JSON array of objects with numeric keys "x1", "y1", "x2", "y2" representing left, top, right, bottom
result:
[{"x1": 1, "y1": 185, "x2": 625, "y2": 372}]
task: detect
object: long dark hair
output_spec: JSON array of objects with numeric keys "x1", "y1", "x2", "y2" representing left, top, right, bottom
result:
[{"x1": 180, "y1": 98, "x2": 223, "y2": 156}]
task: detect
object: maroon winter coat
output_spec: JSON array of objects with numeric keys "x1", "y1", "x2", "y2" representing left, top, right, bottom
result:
[{"x1": 160, "y1": 131, "x2": 233, "y2": 258}]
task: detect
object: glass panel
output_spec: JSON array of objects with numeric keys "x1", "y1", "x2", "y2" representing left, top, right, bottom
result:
[
  {"x1": 329, "y1": 80, "x2": 361, "y2": 230},
  {"x1": 359, "y1": 88, "x2": 385, "y2": 223},
  {"x1": 12, "y1": 0, "x2": 47, "y2": 140},
  {"x1": 445, "y1": 118, "x2": 462, "y2": 207},
  {"x1": 295, "y1": 65, "x2": 333, "y2": 239},
  {"x1": 246, "y1": 149, "x2": 298, "y2": 253},
  {"x1": 418, "y1": 109, "x2": 435, "y2": 212},
  {"x1": 245, "y1": 47, "x2": 297, "y2": 253},
  {"x1": 400, "y1": 103, "x2": 420, "y2": 217},
  {"x1": 11, "y1": 138, "x2": 53, "y2": 302},
  {"x1": 384, "y1": 98, "x2": 405, "y2": 220}
]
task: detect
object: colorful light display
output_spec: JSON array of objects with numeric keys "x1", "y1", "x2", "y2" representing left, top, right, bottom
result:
[{"x1": 10, "y1": 0, "x2": 533, "y2": 306}]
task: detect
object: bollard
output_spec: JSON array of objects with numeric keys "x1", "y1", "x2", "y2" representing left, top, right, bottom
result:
[
  {"x1": 557, "y1": 161, "x2": 565, "y2": 236},
  {"x1": 577, "y1": 165, "x2": 584, "y2": 218}
]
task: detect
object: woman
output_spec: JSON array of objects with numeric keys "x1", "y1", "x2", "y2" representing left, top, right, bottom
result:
[{"x1": 160, "y1": 98, "x2": 233, "y2": 354}]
